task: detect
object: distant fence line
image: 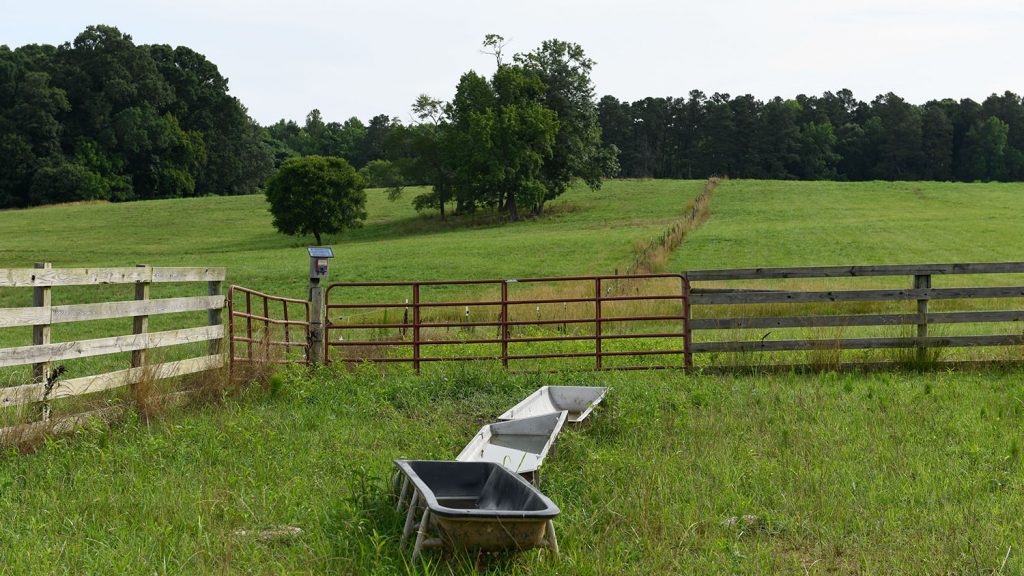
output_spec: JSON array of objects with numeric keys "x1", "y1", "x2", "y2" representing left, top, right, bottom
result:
[
  {"x1": 0, "y1": 265, "x2": 226, "y2": 427},
  {"x1": 685, "y1": 262, "x2": 1024, "y2": 366}
]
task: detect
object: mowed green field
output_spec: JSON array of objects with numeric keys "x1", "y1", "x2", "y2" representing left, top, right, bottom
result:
[
  {"x1": 0, "y1": 179, "x2": 700, "y2": 301},
  {"x1": 3, "y1": 179, "x2": 1024, "y2": 574},
  {"x1": 672, "y1": 179, "x2": 1024, "y2": 270}
]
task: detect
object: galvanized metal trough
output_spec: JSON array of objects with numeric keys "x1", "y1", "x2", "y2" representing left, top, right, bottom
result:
[
  {"x1": 395, "y1": 460, "x2": 560, "y2": 562},
  {"x1": 498, "y1": 386, "x2": 608, "y2": 423},
  {"x1": 456, "y1": 411, "x2": 568, "y2": 477}
]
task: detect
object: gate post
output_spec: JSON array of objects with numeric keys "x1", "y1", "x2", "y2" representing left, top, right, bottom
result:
[
  {"x1": 309, "y1": 278, "x2": 325, "y2": 365},
  {"x1": 306, "y1": 247, "x2": 333, "y2": 366},
  {"x1": 914, "y1": 274, "x2": 931, "y2": 365}
]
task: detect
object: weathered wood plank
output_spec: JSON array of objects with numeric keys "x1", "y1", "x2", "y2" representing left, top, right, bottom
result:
[
  {"x1": 690, "y1": 310, "x2": 1024, "y2": 330},
  {"x1": 0, "y1": 307, "x2": 48, "y2": 328},
  {"x1": 0, "y1": 296, "x2": 225, "y2": 327},
  {"x1": 685, "y1": 262, "x2": 1024, "y2": 281},
  {"x1": 692, "y1": 334, "x2": 1024, "y2": 353},
  {"x1": 152, "y1": 267, "x2": 226, "y2": 283},
  {"x1": 0, "y1": 266, "x2": 224, "y2": 287},
  {"x1": 691, "y1": 313, "x2": 918, "y2": 330},
  {"x1": 0, "y1": 354, "x2": 223, "y2": 408},
  {"x1": 0, "y1": 266, "x2": 153, "y2": 287},
  {"x1": 55, "y1": 295, "x2": 225, "y2": 324},
  {"x1": 691, "y1": 286, "x2": 1024, "y2": 305},
  {"x1": 0, "y1": 325, "x2": 224, "y2": 368}
]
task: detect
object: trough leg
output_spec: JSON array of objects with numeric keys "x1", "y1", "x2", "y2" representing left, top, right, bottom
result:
[
  {"x1": 545, "y1": 519, "x2": 559, "y2": 560},
  {"x1": 396, "y1": 476, "x2": 410, "y2": 512},
  {"x1": 400, "y1": 491, "x2": 420, "y2": 550},
  {"x1": 410, "y1": 508, "x2": 432, "y2": 564}
]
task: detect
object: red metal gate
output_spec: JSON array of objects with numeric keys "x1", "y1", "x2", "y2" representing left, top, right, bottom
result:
[
  {"x1": 324, "y1": 274, "x2": 691, "y2": 372},
  {"x1": 228, "y1": 285, "x2": 311, "y2": 372}
]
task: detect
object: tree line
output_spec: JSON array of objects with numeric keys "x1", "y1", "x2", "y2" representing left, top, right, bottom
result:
[
  {"x1": 0, "y1": 25, "x2": 273, "y2": 209},
  {"x1": 597, "y1": 90, "x2": 1024, "y2": 181},
  {"x1": 5, "y1": 26, "x2": 1024, "y2": 212}
]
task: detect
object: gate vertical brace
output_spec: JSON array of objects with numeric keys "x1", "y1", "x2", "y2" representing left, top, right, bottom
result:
[
  {"x1": 245, "y1": 291, "x2": 253, "y2": 362},
  {"x1": 227, "y1": 287, "x2": 235, "y2": 380},
  {"x1": 412, "y1": 284, "x2": 421, "y2": 374},
  {"x1": 262, "y1": 295, "x2": 271, "y2": 361},
  {"x1": 501, "y1": 281, "x2": 509, "y2": 369},
  {"x1": 282, "y1": 300, "x2": 290, "y2": 349},
  {"x1": 914, "y1": 274, "x2": 931, "y2": 365},
  {"x1": 595, "y1": 278, "x2": 603, "y2": 370},
  {"x1": 682, "y1": 275, "x2": 693, "y2": 371}
]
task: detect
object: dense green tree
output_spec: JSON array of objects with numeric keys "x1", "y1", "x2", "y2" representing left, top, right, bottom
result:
[
  {"x1": 357, "y1": 159, "x2": 403, "y2": 189},
  {"x1": 264, "y1": 155, "x2": 366, "y2": 245},
  {"x1": 920, "y1": 104, "x2": 954, "y2": 180},
  {"x1": 962, "y1": 116, "x2": 1010, "y2": 181},
  {"x1": 756, "y1": 98, "x2": 803, "y2": 179},
  {"x1": 796, "y1": 121, "x2": 839, "y2": 179},
  {"x1": 0, "y1": 25, "x2": 272, "y2": 207},
  {"x1": 515, "y1": 39, "x2": 617, "y2": 213}
]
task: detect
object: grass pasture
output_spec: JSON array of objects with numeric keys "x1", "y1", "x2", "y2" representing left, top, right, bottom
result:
[
  {"x1": 3, "y1": 179, "x2": 1024, "y2": 574},
  {"x1": 2, "y1": 366, "x2": 1024, "y2": 574}
]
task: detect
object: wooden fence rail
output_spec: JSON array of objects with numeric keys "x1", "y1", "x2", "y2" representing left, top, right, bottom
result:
[
  {"x1": 684, "y1": 262, "x2": 1024, "y2": 367},
  {"x1": 0, "y1": 265, "x2": 226, "y2": 417}
]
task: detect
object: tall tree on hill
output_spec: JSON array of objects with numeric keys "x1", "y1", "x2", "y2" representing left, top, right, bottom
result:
[
  {"x1": 515, "y1": 39, "x2": 617, "y2": 214},
  {"x1": 445, "y1": 65, "x2": 557, "y2": 220}
]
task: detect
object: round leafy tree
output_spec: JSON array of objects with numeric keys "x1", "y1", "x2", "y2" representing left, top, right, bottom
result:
[{"x1": 265, "y1": 156, "x2": 367, "y2": 245}]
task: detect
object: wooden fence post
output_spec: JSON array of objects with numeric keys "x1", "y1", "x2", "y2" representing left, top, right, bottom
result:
[
  {"x1": 131, "y1": 264, "x2": 151, "y2": 369},
  {"x1": 208, "y1": 277, "x2": 223, "y2": 357},
  {"x1": 33, "y1": 262, "x2": 52, "y2": 420},
  {"x1": 914, "y1": 274, "x2": 931, "y2": 364}
]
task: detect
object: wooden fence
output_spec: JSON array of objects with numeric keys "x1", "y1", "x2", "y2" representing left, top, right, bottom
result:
[
  {"x1": 685, "y1": 262, "x2": 1024, "y2": 367},
  {"x1": 0, "y1": 264, "x2": 226, "y2": 425}
]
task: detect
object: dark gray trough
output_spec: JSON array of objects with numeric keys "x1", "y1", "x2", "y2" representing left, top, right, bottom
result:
[{"x1": 395, "y1": 460, "x2": 560, "y2": 561}]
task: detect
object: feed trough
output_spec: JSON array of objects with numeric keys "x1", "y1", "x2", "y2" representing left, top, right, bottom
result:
[
  {"x1": 395, "y1": 460, "x2": 560, "y2": 562},
  {"x1": 456, "y1": 411, "x2": 568, "y2": 477},
  {"x1": 498, "y1": 386, "x2": 608, "y2": 423}
]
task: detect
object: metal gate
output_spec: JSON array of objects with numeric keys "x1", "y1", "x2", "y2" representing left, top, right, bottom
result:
[
  {"x1": 324, "y1": 274, "x2": 691, "y2": 372},
  {"x1": 228, "y1": 285, "x2": 311, "y2": 371}
]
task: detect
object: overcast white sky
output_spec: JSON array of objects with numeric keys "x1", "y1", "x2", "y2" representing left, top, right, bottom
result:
[{"x1": 3, "y1": 0, "x2": 1022, "y2": 125}]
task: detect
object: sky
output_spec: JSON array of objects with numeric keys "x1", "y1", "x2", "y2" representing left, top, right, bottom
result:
[{"x1": 2, "y1": 0, "x2": 1022, "y2": 126}]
